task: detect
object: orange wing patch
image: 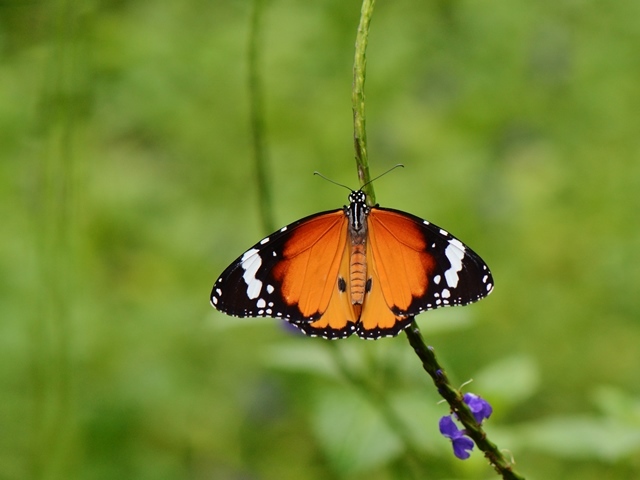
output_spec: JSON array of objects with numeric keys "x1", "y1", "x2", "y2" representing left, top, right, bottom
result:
[
  {"x1": 293, "y1": 208, "x2": 436, "y2": 338},
  {"x1": 272, "y1": 211, "x2": 348, "y2": 318},
  {"x1": 367, "y1": 208, "x2": 436, "y2": 313},
  {"x1": 357, "y1": 236, "x2": 412, "y2": 337},
  {"x1": 299, "y1": 238, "x2": 359, "y2": 337}
]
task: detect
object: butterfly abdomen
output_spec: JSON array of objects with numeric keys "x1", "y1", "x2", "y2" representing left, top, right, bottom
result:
[{"x1": 349, "y1": 241, "x2": 367, "y2": 305}]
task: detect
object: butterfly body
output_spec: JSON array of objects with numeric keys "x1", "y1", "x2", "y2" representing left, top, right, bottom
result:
[
  {"x1": 211, "y1": 189, "x2": 493, "y2": 339},
  {"x1": 344, "y1": 190, "x2": 368, "y2": 309}
]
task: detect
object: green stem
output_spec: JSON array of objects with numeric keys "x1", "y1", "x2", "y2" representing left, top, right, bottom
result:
[
  {"x1": 352, "y1": 0, "x2": 375, "y2": 204},
  {"x1": 248, "y1": 0, "x2": 275, "y2": 233},
  {"x1": 327, "y1": 344, "x2": 426, "y2": 478},
  {"x1": 30, "y1": 0, "x2": 86, "y2": 475},
  {"x1": 405, "y1": 321, "x2": 525, "y2": 480}
]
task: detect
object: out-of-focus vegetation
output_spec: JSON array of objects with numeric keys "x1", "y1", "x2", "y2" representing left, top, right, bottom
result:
[{"x1": 2, "y1": 1, "x2": 640, "y2": 479}]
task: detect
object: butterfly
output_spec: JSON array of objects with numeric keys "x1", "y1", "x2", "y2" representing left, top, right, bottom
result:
[{"x1": 210, "y1": 188, "x2": 493, "y2": 339}]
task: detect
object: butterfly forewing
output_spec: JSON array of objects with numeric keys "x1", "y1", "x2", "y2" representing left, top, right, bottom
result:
[
  {"x1": 368, "y1": 207, "x2": 493, "y2": 318},
  {"x1": 211, "y1": 209, "x2": 348, "y2": 323}
]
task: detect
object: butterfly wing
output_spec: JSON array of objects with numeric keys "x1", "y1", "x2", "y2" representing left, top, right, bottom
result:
[
  {"x1": 355, "y1": 236, "x2": 415, "y2": 339},
  {"x1": 211, "y1": 209, "x2": 353, "y2": 325},
  {"x1": 360, "y1": 207, "x2": 493, "y2": 336},
  {"x1": 212, "y1": 201, "x2": 493, "y2": 340},
  {"x1": 293, "y1": 238, "x2": 360, "y2": 339}
]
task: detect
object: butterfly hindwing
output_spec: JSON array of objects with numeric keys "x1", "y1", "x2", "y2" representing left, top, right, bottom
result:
[
  {"x1": 211, "y1": 209, "x2": 348, "y2": 323},
  {"x1": 367, "y1": 207, "x2": 493, "y2": 319},
  {"x1": 293, "y1": 238, "x2": 359, "y2": 339},
  {"x1": 355, "y1": 235, "x2": 415, "y2": 339}
]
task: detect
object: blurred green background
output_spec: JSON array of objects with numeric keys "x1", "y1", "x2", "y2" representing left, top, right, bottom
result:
[{"x1": 2, "y1": 0, "x2": 640, "y2": 479}]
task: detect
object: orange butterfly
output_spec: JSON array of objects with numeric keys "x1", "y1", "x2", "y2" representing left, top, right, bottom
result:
[{"x1": 211, "y1": 189, "x2": 493, "y2": 339}]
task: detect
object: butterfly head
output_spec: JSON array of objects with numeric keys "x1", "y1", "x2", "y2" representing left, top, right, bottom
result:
[
  {"x1": 346, "y1": 189, "x2": 369, "y2": 234},
  {"x1": 348, "y1": 189, "x2": 367, "y2": 205}
]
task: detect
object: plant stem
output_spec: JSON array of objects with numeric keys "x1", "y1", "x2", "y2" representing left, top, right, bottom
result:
[
  {"x1": 31, "y1": 0, "x2": 85, "y2": 475},
  {"x1": 327, "y1": 344, "x2": 427, "y2": 478},
  {"x1": 352, "y1": 0, "x2": 376, "y2": 204},
  {"x1": 248, "y1": 0, "x2": 275, "y2": 233},
  {"x1": 405, "y1": 321, "x2": 525, "y2": 480}
]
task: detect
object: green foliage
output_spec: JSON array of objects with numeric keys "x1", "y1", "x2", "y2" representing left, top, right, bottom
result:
[
  {"x1": 2, "y1": 0, "x2": 640, "y2": 479},
  {"x1": 312, "y1": 386, "x2": 405, "y2": 474}
]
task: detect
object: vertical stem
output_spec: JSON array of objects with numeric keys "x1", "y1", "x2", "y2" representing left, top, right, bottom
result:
[
  {"x1": 31, "y1": 0, "x2": 84, "y2": 475},
  {"x1": 352, "y1": 0, "x2": 376, "y2": 204},
  {"x1": 327, "y1": 344, "x2": 427, "y2": 478},
  {"x1": 248, "y1": 0, "x2": 275, "y2": 233}
]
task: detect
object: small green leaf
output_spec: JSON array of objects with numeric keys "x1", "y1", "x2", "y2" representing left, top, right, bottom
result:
[
  {"x1": 390, "y1": 390, "x2": 444, "y2": 453},
  {"x1": 414, "y1": 308, "x2": 474, "y2": 334},
  {"x1": 311, "y1": 386, "x2": 403, "y2": 474},
  {"x1": 473, "y1": 354, "x2": 540, "y2": 406},
  {"x1": 263, "y1": 342, "x2": 342, "y2": 380},
  {"x1": 514, "y1": 416, "x2": 640, "y2": 461},
  {"x1": 591, "y1": 385, "x2": 640, "y2": 425}
]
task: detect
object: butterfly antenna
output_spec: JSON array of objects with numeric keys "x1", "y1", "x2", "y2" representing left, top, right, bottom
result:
[
  {"x1": 361, "y1": 163, "x2": 404, "y2": 189},
  {"x1": 313, "y1": 171, "x2": 353, "y2": 192},
  {"x1": 314, "y1": 164, "x2": 404, "y2": 192}
]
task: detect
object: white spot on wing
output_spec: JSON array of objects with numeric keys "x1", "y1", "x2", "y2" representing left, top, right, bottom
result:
[
  {"x1": 441, "y1": 288, "x2": 451, "y2": 298},
  {"x1": 260, "y1": 237, "x2": 270, "y2": 245},
  {"x1": 444, "y1": 242, "x2": 465, "y2": 288},
  {"x1": 241, "y1": 250, "x2": 263, "y2": 299},
  {"x1": 241, "y1": 248, "x2": 259, "y2": 262},
  {"x1": 211, "y1": 296, "x2": 218, "y2": 305},
  {"x1": 439, "y1": 228, "x2": 449, "y2": 236},
  {"x1": 433, "y1": 275, "x2": 441, "y2": 285},
  {"x1": 257, "y1": 298, "x2": 266, "y2": 308},
  {"x1": 266, "y1": 284, "x2": 274, "y2": 294},
  {"x1": 449, "y1": 238, "x2": 465, "y2": 250}
]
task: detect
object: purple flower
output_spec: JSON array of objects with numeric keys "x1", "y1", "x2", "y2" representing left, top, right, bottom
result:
[
  {"x1": 439, "y1": 392, "x2": 493, "y2": 460},
  {"x1": 463, "y1": 393, "x2": 493, "y2": 424},
  {"x1": 439, "y1": 416, "x2": 474, "y2": 459}
]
